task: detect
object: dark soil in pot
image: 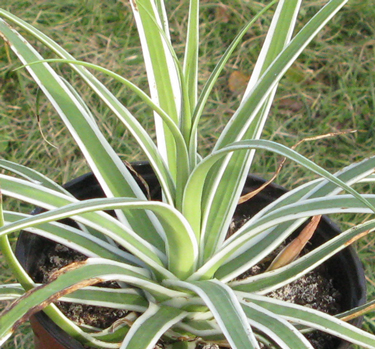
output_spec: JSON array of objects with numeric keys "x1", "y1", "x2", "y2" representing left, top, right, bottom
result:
[{"x1": 15, "y1": 161, "x2": 367, "y2": 349}]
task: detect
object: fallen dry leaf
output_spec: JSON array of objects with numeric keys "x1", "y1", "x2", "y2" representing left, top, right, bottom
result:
[
  {"x1": 277, "y1": 98, "x2": 304, "y2": 112},
  {"x1": 228, "y1": 70, "x2": 249, "y2": 94},
  {"x1": 267, "y1": 215, "x2": 322, "y2": 271},
  {"x1": 215, "y1": 4, "x2": 230, "y2": 23}
]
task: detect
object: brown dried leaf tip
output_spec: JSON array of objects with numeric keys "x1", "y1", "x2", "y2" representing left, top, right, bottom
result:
[
  {"x1": 267, "y1": 215, "x2": 322, "y2": 271},
  {"x1": 48, "y1": 259, "x2": 90, "y2": 282}
]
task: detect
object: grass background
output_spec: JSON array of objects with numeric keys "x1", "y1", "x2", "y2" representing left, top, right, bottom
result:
[{"x1": 0, "y1": 0, "x2": 375, "y2": 347}]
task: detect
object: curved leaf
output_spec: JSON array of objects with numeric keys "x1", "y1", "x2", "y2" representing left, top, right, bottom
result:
[
  {"x1": 120, "y1": 303, "x2": 187, "y2": 349},
  {"x1": 183, "y1": 140, "x2": 375, "y2": 242},
  {"x1": 0, "y1": 258, "x2": 167, "y2": 347},
  {"x1": 0, "y1": 159, "x2": 70, "y2": 194},
  {"x1": 165, "y1": 279, "x2": 260, "y2": 349},
  {"x1": 199, "y1": 0, "x2": 304, "y2": 264},
  {"x1": 0, "y1": 9, "x2": 180, "y2": 208},
  {"x1": 189, "y1": 0, "x2": 278, "y2": 163},
  {"x1": 193, "y1": 194, "x2": 375, "y2": 280},
  {"x1": 231, "y1": 219, "x2": 375, "y2": 293},
  {"x1": 241, "y1": 301, "x2": 313, "y2": 349},
  {"x1": 242, "y1": 294, "x2": 375, "y2": 349},
  {"x1": 1, "y1": 178, "x2": 198, "y2": 279},
  {"x1": 4, "y1": 211, "x2": 139, "y2": 264},
  {"x1": 130, "y1": 0, "x2": 181, "y2": 180},
  {"x1": 0, "y1": 16, "x2": 165, "y2": 250},
  {"x1": 0, "y1": 174, "x2": 170, "y2": 277}
]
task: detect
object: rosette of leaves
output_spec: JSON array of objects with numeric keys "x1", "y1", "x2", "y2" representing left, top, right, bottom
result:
[{"x1": 1, "y1": 0, "x2": 375, "y2": 348}]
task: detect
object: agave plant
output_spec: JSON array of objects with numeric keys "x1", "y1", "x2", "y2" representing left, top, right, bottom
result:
[{"x1": 1, "y1": 0, "x2": 375, "y2": 348}]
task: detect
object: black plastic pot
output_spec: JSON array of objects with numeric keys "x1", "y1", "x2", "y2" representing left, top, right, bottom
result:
[{"x1": 15, "y1": 161, "x2": 366, "y2": 349}]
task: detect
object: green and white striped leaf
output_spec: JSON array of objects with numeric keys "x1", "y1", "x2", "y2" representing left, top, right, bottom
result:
[
  {"x1": 165, "y1": 279, "x2": 260, "y2": 349},
  {"x1": 0, "y1": 284, "x2": 24, "y2": 300},
  {"x1": 241, "y1": 301, "x2": 314, "y2": 349},
  {"x1": 0, "y1": 1, "x2": 365, "y2": 348},
  {"x1": 4, "y1": 211, "x2": 140, "y2": 264},
  {"x1": 0, "y1": 258, "x2": 172, "y2": 347},
  {"x1": 130, "y1": 0, "x2": 181, "y2": 176},
  {"x1": 236, "y1": 156, "x2": 375, "y2": 229},
  {"x1": 183, "y1": 140, "x2": 375, "y2": 243},
  {"x1": 190, "y1": 0, "x2": 278, "y2": 147},
  {"x1": 336, "y1": 299, "x2": 375, "y2": 322},
  {"x1": 62, "y1": 286, "x2": 148, "y2": 311},
  {"x1": 216, "y1": 0, "x2": 348, "y2": 149},
  {"x1": 198, "y1": 0, "x2": 347, "y2": 259},
  {"x1": 0, "y1": 15, "x2": 166, "y2": 250},
  {"x1": 1, "y1": 178, "x2": 198, "y2": 278},
  {"x1": 18, "y1": 57, "x2": 196, "y2": 207},
  {"x1": 199, "y1": 0, "x2": 303, "y2": 264},
  {"x1": 194, "y1": 193, "x2": 375, "y2": 281},
  {"x1": 0, "y1": 159, "x2": 70, "y2": 194},
  {"x1": 183, "y1": 0, "x2": 199, "y2": 114},
  {"x1": 242, "y1": 294, "x2": 375, "y2": 348},
  {"x1": 0, "y1": 200, "x2": 109, "y2": 347},
  {"x1": 174, "y1": 317, "x2": 223, "y2": 340},
  {"x1": 231, "y1": 219, "x2": 375, "y2": 293},
  {"x1": 0, "y1": 284, "x2": 148, "y2": 312},
  {"x1": 0, "y1": 9, "x2": 178, "y2": 207},
  {"x1": 214, "y1": 157, "x2": 375, "y2": 281},
  {"x1": 0, "y1": 175, "x2": 170, "y2": 277},
  {"x1": 120, "y1": 303, "x2": 187, "y2": 349}
]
